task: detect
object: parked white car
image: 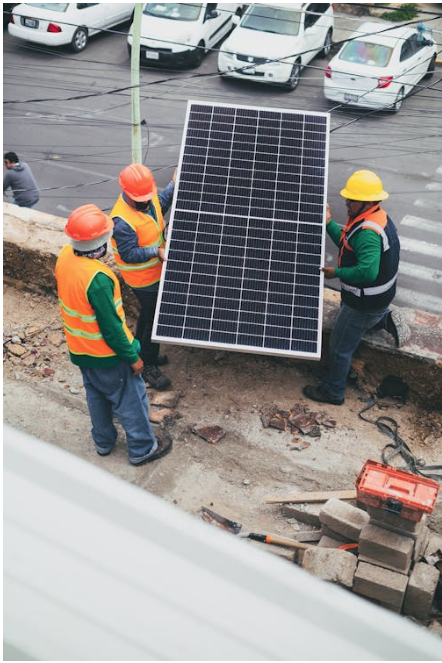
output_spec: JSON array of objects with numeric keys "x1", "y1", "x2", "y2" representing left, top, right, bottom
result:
[
  {"x1": 8, "y1": 3, "x2": 135, "y2": 52},
  {"x1": 128, "y1": 3, "x2": 244, "y2": 68},
  {"x1": 324, "y1": 21, "x2": 437, "y2": 112},
  {"x1": 218, "y1": 3, "x2": 334, "y2": 89}
]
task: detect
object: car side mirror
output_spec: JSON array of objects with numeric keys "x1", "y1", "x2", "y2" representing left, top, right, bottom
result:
[{"x1": 207, "y1": 9, "x2": 220, "y2": 20}]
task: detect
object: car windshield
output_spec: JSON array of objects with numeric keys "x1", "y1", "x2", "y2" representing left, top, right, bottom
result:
[
  {"x1": 26, "y1": 3, "x2": 68, "y2": 11},
  {"x1": 143, "y1": 3, "x2": 202, "y2": 22},
  {"x1": 241, "y1": 5, "x2": 301, "y2": 36},
  {"x1": 339, "y1": 40, "x2": 393, "y2": 67}
]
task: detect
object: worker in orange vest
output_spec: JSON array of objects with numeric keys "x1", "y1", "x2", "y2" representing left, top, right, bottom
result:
[
  {"x1": 111, "y1": 164, "x2": 175, "y2": 390},
  {"x1": 55, "y1": 204, "x2": 172, "y2": 465}
]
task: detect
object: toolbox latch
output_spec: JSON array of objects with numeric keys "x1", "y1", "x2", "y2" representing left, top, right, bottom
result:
[{"x1": 385, "y1": 498, "x2": 402, "y2": 515}]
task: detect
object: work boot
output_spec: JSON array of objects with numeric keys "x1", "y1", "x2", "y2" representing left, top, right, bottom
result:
[
  {"x1": 142, "y1": 364, "x2": 171, "y2": 390},
  {"x1": 303, "y1": 385, "x2": 344, "y2": 406},
  {"x1": 385, "y1": 308, "x2": 411, "y2": 348},
  {"x1": 157, "y1": 354, "x2": 169, "y2": 366},
  {"x1": 130, "y1": 429, "x2": 173, "y2": 466}
]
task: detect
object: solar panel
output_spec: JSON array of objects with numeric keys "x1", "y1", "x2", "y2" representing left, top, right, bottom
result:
[{"x1": 153, "y1": 101, "x2": 329, "y2": 359}]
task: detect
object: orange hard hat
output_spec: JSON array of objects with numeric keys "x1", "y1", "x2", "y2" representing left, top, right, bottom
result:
[
  {"x1": 119, "y1": 163, "x2": 157, "y2": 202},
  {"x1": 65, "y1": 204, "x2": 113, "y2": 251}
]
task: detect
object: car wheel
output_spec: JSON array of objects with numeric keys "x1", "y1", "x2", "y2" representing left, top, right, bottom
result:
[
  {"x1": 321, "y1": 29, "x2": 333, "y2": 58},
  {"x1": 284, "y1": 61, "x2": 301, "y2": 90},
  {"x1": 424, "y1": 55, "x2": 436, "y2": 79},
  {"x1": 391, "y1": 87, "x2": 404, "y2": 113},
  {"x1": 191, "y1": 40, "x2": 205, "y2": 67},
  {"x1": 71, "y1": 27, "x2": 88, "y2": 52}
]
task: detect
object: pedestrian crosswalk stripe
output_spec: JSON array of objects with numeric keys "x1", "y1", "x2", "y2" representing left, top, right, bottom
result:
[
  {"x1": 425, "y1": 182, "x2": 442, "y2": 191},
  {"x1": 414, "y1": 198, "x2": 442, "y2": 213},
  {"x1": 395, "y1": 287, "x2": 441, "y2": 314},
  {"x1": 399, "y1": 261, "x2": 442, "y2": 283},
  {"x1": 400, "y1": 237, "x2": 442, "y2": 260},
  {"x1": 401, "y1": 215, "x2": 442, "y2": 236}
]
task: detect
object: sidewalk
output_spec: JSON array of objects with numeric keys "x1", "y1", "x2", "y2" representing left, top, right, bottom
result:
[{"x1": 333, "y1": 3, "x2": 442, "y2": 63}]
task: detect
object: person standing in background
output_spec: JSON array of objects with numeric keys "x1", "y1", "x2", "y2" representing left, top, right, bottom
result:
[{"x1": 3, "y1": 151, "x2": 39, "y2": 208}]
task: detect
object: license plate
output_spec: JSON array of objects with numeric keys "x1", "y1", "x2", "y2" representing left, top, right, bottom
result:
[
  {"x1": 145, "y1": 51, "x2": 159, "y2": 60},
  {"x1": 241, "y1": 67, "x2": 256, "y2": 75},
  {"x1": 344, "y1": 93, "x2": 358, "y2": 103},
  {"x1": 24, "y1": 17, "x2": 39, "y2": 28}
]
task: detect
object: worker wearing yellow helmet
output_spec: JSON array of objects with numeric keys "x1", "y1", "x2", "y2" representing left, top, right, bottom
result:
[{"x1": 304, "y1": 170, "x2": 410, "y2": 406}]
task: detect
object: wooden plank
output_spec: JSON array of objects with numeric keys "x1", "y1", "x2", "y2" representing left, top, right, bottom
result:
[{"x1": 265, "y1": 489, "x2": 357, "y2": 505}]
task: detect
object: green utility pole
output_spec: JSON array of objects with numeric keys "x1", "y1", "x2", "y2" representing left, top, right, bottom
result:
[{"x1": 131, "y1": 4, "x2": 143, "y2": 164}]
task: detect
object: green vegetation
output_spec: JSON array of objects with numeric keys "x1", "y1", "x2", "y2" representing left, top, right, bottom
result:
[{"x1": 381, "y1": 4, "x2": 419, "y2": 22}]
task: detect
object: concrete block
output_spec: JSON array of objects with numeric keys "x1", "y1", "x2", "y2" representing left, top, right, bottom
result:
[
  {"x1": 359, "y1": 524, "x2": 413, "y2": 575},
  {"x1": 291, "y1": 530, "x2": 322, "y2": 543},
  {"x1": 319, "y1": 498, "x2": 369, "y2": 541},
  {"x1": 367, "y1": 506, "x2": 425, "y2": 537},
  {"x1": 317, "y1": 535, "x2": 343, "y2": 549},
  {"x1": 301, "y1": 547, "x2": 357, "y2": 588},
  {"x1": 282, "y1": 502, "x2": 322, "y2": 527},
  {"x1": 320, "y1": 524, "x2": 353, "y2": 543},
  {"x1": 403, "y1": 562, "x2": 440, "y2": 620},
  {"x1": 424, "y1": 532, "x2": 442, "y2": 557},
  {"x1": 353, "y1": 562, "x2": 408, "y2": 610},
  {"x1": 414, "y1": 525, "x2": 431, "y2": 562}
]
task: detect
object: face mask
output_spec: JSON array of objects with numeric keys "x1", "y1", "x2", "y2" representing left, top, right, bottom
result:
[{"x1": 134, "y1": 200, "x2": 149, "y2": 211}]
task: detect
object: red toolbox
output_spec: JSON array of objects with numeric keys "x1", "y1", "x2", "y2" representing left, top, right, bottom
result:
[{"x1": 355, "y1": 460, "x2": 440, "y2": 522}]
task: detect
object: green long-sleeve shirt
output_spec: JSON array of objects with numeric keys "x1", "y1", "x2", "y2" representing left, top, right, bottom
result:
[
  {"x1": 327, "y1": 219, "x2": 382, "y2": 285},
  {"x1": 68, "y1": 272, "x2": 140, "y2": 368}
]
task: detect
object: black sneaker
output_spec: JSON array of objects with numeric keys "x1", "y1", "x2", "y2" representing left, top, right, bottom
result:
[
  {"x1": 130, "y1": 430, "x2": 173, "y2": 466},
  {"x1": 143, "y1": 365, "x2": 171, "y2": 390},
  {"x1": 303, "y1": 385, "x2": 344, "y2": 406},
  {"x1": 386, "y1": 308, "x2": 411, "y2": 348}
]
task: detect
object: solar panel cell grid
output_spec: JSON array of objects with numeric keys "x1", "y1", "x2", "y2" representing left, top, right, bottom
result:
[{"x1": 153, "y1": 101, "x2": 329, "y2": 359}]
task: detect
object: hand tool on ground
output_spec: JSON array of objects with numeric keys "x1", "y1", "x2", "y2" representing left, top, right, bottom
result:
[{"x1": 196, "y1": 506, "x2": 315, "y2": 551}]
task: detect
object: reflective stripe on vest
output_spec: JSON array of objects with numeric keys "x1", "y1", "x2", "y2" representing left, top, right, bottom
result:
[
  {"x1": 346, "y1": 220, "x2": 390, "y2": 252},
  {"x1": 341, "y1": 273, "x2": 398, "y2": 297},
  {"x1": 110, "y1": 195, "x2": 164, "y2": 288},
  {"x1": 55, "y1": 245, "x2": 133, "y2": 358}
]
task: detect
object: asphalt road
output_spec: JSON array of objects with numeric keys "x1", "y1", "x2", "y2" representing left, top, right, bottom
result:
[{"x1": 3, "y1": 19, "x2": 442, "y2": 314}]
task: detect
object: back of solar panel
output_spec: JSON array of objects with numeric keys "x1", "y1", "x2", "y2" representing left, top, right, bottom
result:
[{"x1": 153, "y1": 101, "x2": 329, "y2": 360}]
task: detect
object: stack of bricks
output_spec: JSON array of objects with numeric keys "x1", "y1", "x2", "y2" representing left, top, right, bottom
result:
[{"x1": 298, "y1": 498, "x2": 441, "y2": 621}]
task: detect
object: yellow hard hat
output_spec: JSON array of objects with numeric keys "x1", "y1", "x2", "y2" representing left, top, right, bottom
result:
[{"x1": 340, "y1": 170, "x2": 389, "y2": 201}]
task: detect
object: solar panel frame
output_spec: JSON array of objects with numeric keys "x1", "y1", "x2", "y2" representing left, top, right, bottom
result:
[{"x1": 153, "y1": 100, "x2": 329, "y2": 360}]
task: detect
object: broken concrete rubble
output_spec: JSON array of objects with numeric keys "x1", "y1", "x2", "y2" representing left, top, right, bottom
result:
[{"x1": 260, "y1": 402, "x2": 336, "y2": 443}]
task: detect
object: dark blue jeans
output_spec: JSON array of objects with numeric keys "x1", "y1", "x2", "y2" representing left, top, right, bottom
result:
[
  {"x1": 132, "y1": 288, "x2": 159, "y2": 366},
  {"x1": 81, "y1": 362, "x2": 157, "y2": 464},
  {"x1": 322, "y1": 302, "x2": 390, "y2": 401}
]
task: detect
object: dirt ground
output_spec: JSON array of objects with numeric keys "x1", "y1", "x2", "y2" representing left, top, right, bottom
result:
[{"x1": 4, "y1": 282, "x2": 442, "y2": 543}]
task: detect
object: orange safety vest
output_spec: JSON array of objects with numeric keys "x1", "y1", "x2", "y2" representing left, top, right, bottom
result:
[
  {"x1": 110, "y1": 195, "x2": 165, "y2": 288},
  {"x1": 55, "y1": 244, "x2": 133, "y2": 358}
]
